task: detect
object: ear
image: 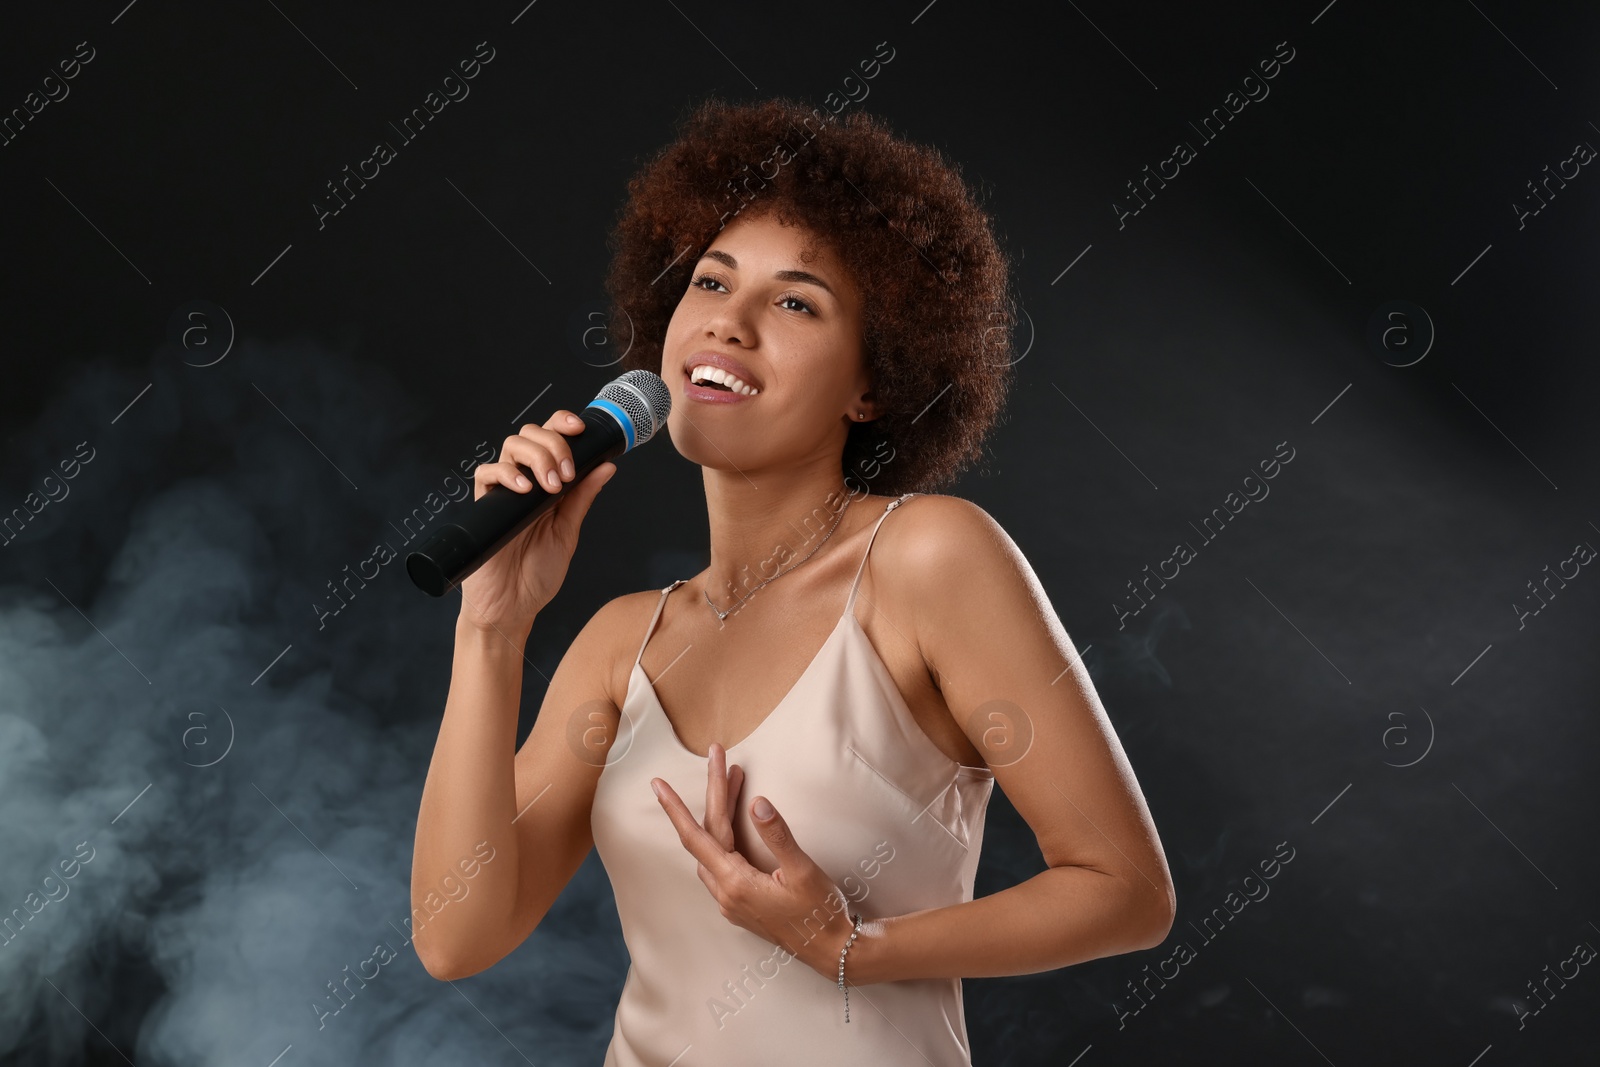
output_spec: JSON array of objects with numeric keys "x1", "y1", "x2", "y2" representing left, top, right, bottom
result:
[{"x1": 852, "y1": 387, "x2": 879, "y2": 422}]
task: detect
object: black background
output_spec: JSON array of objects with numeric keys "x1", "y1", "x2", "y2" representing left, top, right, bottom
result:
[{"x1": 1, "y1": 1, "x2": 1597, "y2": 1064}]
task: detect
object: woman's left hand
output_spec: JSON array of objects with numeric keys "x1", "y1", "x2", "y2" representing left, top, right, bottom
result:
[{"x1": 651, "y1": 743, "x2": 858, "y2": 979}]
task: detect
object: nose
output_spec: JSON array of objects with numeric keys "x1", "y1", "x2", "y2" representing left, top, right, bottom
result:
[{"x1": 702, "y1": 288, "x2": 760, "y2": 346}]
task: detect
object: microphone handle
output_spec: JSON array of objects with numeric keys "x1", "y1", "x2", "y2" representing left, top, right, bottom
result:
[{"x1": 405, "y1": 405, "x2": 627, "y2": 597}]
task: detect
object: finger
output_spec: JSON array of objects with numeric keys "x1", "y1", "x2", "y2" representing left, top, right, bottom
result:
[
  {"x1": 522, "y1": 419, "x2": 584, "y2": 483},
  {"x1": 543, "y1": 408, "x2": 588, "y2": 441},
  {"x1": 705, "y1": 743, "x2": 730, "y2": 847},
  {"x1": 472, "y1": 460, "x2": 535, "y2": 501},
  {"x1": 472, "y1": 441, "x2": 556, "y2": 498},
  {"x1": 548, "y1": 462, "x2": 616, "y2": 540},
  {"x1": 501, "y1": 434, "x2": 567, "y2": 493},
  {"x1": 726, "y1": 764, "x2": 744, "y2": 829},
  {"x1": 472, "y1": 460, "x2": 540, "y2": 500},
  {"x1": 752, "y1": 796, "x2": 802, "y2": 863},
  {"x1": 652, "y1": 777, "x2": 737, "y2": 877}
]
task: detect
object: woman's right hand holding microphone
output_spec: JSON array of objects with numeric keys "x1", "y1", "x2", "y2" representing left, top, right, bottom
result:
[{"x1": 457, "y1": 411, "x2": 616, "y2": 636}]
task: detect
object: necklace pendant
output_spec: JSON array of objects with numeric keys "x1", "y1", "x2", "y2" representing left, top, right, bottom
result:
[{"x1": 701, "y1": 488, "x2": 855, "y2": 624}]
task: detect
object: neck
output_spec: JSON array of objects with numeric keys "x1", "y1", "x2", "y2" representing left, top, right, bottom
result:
[{"x1": 700, "y1": 457, "x2": 862, "y2": 612}]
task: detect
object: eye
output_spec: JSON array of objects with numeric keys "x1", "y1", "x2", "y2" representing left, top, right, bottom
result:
[{"x1": 689, "y1": 274, "x2": 815, "y2": 315}]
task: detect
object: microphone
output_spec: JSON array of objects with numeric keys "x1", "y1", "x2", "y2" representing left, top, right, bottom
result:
[{"x1": 406, "y1": 369, "x2": 672, "y2": 597}]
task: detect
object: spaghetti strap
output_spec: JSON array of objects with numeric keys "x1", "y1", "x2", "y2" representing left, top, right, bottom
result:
[
  {"x1": 845, "y1": 492, "x2": 917, "y2": 614},
  {"x1": 639, "y1": 494, "x2": 915, "y2": 667},
  {"x1": 634, "y1": 578, "x2": 686, "y2": 668}
]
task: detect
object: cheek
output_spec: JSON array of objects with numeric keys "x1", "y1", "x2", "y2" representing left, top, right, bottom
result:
[
  {"x1": 666, "y1": 290, "x2": 704, "y2": 331},
  {"x1": 661, "y1": 304, "x2": 699, "y2": 362}
]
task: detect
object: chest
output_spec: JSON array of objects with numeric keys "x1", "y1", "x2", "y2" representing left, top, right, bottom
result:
[{"x1": 639, "y1": 605, "x2": 981, "y2": 768}]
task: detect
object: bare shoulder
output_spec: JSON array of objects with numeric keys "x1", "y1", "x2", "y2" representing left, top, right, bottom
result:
[
  {"x1": 870, "y1": 492, "x2": 1043, "y2": 640},
  {"x1": 874, "y1": 493, "x2": 1023, "y2": 587},
  {"x1": 579, "y1": 585, "x2": 675, "y2": 707}
]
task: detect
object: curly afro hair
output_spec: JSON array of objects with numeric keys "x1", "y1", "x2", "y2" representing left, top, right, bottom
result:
[{"x1": 603, "y1": 95, "x2": 1019, "y2": 495}]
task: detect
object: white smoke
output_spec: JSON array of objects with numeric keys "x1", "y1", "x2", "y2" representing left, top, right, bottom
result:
[{"x1": 0, "y1": 335, "x2": 630, "y2": 1065}]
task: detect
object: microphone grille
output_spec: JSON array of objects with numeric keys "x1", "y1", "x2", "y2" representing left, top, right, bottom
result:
[{"x1": 598, "y1": 369, "x2": 672, "y2": 449}]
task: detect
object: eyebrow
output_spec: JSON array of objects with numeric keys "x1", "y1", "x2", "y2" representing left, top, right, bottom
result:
[{"x1": 697, "y1": 249, "x2": 836, "y2": 298}]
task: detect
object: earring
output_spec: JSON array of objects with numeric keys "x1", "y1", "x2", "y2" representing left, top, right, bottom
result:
[{"x1": 855, "y1": 412, "x2": 866, "y2": 420}]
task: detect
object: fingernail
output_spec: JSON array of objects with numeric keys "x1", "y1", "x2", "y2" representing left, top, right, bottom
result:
[
  {"x1": 754, "y1": 797, "x2": 774, "y2": 820},
  {"x1": 651, "y1": 780, "x2": 664, "y2": 800},
  {"x1": 568, "y1": 414, "x2": 583, "y2": 426},
  {"x1": 560, "y1": 458, "x2": 574, "y2": 479},
  {"x1": 515, "y1": 475, "x2": 530, "y2": 489}
]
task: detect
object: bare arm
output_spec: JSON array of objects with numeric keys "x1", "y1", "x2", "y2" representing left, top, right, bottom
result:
[
  {"x1": 407, "y1": 410, "x2": 624, "y2": 980},
  {"x1": 845, "y1": 495, "x2": 1177, "y2": 984},
  {"x1": 409, "y1": 616, "x2": 532, "y2": 979},
  {"x1": 410, "y1": 600, "x2": 632, "y2": 980}
]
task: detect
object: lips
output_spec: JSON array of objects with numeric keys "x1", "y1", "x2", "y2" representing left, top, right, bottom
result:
[
  {"x1": 683, "y1": 376, "x2": 756, "y2": 404},
  {"x1": 683, "y1": 350, "x2": 762, "y2": 393}
]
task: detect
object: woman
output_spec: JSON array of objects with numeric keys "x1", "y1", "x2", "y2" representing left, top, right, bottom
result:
[{"x1": 411, "y1": 97, "x2": 1175, "y2": 1065}]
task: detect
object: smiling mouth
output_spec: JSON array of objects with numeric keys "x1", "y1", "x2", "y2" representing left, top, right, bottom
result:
[{"x1": 687, "y1": 364, "x2": 760, "y2": 395}]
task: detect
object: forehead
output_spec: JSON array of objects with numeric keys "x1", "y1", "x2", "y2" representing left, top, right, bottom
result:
[
  {"x1": 701, "y1": 211, "x2": 857, "y2": 306},
  {"x1": 707, "y1": 210, "x2": 837, "y2": 270}
]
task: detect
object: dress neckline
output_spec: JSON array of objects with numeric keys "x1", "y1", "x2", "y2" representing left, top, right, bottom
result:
[
  {"x1": 629, "y1": 608, "x2": 860, "y2": 760},
  {"x1": 627, "y1": 493, "x2": 914, "y2": 762}
]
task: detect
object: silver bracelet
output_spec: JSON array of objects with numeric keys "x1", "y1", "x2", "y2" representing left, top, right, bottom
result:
[{"x1": 837, "y1": 912, "x2": 864, "y2": 1022}]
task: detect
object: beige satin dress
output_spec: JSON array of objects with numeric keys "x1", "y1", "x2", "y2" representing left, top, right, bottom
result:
[{"x1": 591, "y1": 492, "x2": 996, "y2": 1065}]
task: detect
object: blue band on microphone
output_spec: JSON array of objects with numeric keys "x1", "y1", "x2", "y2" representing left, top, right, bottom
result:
[{"x1": 587, "y1": 398, "x2": 636, "y2": 452}]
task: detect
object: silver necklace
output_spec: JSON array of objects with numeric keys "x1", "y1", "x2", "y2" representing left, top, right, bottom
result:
[{"x1": 703, "y1": 490, "x2": 856, "y2": 622}]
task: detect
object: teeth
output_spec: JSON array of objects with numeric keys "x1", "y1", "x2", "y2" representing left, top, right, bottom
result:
[{"x1": 690, "y1": 364, "x2": 759, "y2": 395}]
